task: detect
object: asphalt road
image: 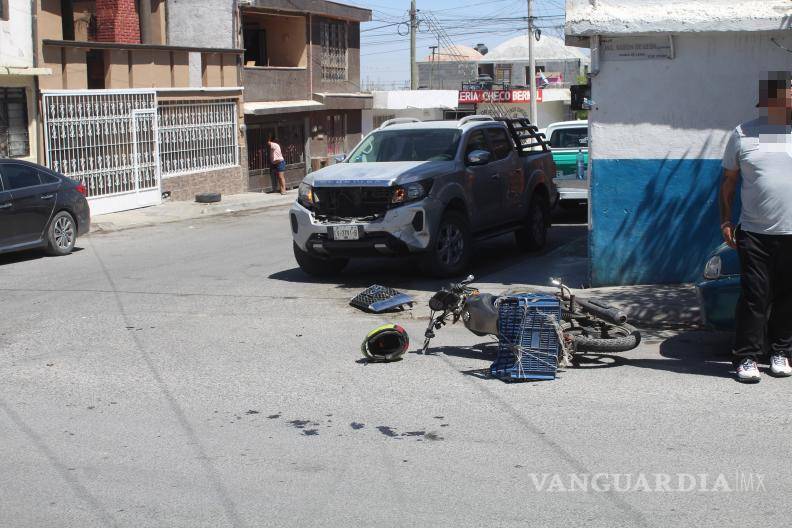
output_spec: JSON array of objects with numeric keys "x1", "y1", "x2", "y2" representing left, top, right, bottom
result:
[{"x1": 0, "y1": 206, "x2": 788, "y2": 528}]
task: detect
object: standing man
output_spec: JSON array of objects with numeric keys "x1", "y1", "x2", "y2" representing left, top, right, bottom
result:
[
  {"x1": 268, "y1": 135, "x2": 287, "y2": 195},
  {"x1": 720, "y1": 71, "x2": 792, "y2": 382}
]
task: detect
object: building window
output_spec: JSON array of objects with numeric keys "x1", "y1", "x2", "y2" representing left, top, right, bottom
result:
[
  {"x1": 242, "y1": 12, "x2": 307, "y2": 68},
  {"x1": 158, "y1": 100, "x2": 239, "y2": 176},
  {"x1": 0, "y1": 88, "x2": 30, "y2": 159},
  {"x1": 0, "y1": 0, "x2": 7, "y2": 21},
  {"x1": 247, "y1": 121, "x2": 305, "y2": 172},
  {"x1": 243, "y1": 25, "x2": 268, "y2": 66},
  {"x1": 321, "y1": 20, "x2": 347, "y2": 81},
  {"x1": 326, "y1": 114, "x2": 347, "y2": 156},
  {"x1": 495, "y1": 64, "x2": 512, "y2": 86}
]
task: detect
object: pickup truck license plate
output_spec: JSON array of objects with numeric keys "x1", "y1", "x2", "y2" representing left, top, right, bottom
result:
[{"x1": 331, "y1": 225, "x2": 360, "y2": 240}]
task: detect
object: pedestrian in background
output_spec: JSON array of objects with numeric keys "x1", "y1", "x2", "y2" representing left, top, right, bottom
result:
[
  {"x1": 268, "y1": 136, "x2": 287, "y2": 195},
  {"x1": 720, "y1": 71, "x2": 792, "y2": 382}
]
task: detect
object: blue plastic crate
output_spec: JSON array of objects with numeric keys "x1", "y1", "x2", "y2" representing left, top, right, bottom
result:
[{"x1": 490, "y1": 293, "x2": 561, "y2": 381}]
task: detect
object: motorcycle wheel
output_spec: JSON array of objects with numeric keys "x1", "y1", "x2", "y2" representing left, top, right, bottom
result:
[{"x1": 573, "y1": 322, "x2": 641, "y2": 353}]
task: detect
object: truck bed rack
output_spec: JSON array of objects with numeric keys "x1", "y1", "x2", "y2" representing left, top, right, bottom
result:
[{"x1": 496, "y1": 117, "x2": 550, "y2": 153}]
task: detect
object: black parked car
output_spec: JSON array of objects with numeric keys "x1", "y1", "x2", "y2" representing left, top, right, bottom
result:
[{"x1": 0, "y1": 159, "x2": 90, "y2": 257}]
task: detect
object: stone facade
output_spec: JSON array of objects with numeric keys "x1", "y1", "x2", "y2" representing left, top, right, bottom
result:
[{"x1": 161, "y1": 166, "x2": 247, "y2": 202}]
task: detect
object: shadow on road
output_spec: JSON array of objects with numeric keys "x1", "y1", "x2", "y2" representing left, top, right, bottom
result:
[
  {"x1": 629, "y1": 330, "x2": 735, "y2": 379},
  {"x1": 412, "y1": 329, "x2": 736, "y2": 380},
  {"x1": 588, "y1": 285, "x2": 702, "y2": 328},
  {"x1": 0, "y1": 246, "x2": 85, "y2": 266},
  {"x1": 269, "y1": 205, "x2": 588, "y2": 293}
]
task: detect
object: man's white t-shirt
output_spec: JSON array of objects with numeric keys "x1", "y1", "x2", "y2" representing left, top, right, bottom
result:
[{"x1": 722, "y1": 116, "x2": 792, "y2": 235}]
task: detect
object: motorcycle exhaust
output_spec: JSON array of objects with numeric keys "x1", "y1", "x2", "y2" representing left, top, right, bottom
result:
[{"x1": 574, "y1": 297, "x2": 628, "y2": 325}]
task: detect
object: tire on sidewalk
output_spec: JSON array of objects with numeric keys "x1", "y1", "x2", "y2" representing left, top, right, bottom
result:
[{"x1": 195, "y1": 192, "x2": 221, "y2": 203}]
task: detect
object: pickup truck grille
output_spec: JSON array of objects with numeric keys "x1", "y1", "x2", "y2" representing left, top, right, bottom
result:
[{"x1": 314, "y1": 187, "x2": 391, "y2": 218}]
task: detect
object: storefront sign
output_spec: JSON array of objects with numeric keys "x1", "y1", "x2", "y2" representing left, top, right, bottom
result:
[
  {"x1": 458, "y1": 89, "x2": 543, "y2": 105},
  {"x1": 601, "y1": 36, "x2": 673, "y2": 61}
]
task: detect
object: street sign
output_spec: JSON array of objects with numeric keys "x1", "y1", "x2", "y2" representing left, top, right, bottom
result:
[{"x1": 458, "y1": 89, "x2": 544, "y2": 105}]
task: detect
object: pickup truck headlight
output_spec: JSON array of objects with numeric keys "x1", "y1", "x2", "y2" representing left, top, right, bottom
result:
[
  {"x1": 298, "y1": 183, "x2": 318, "y2": 209},
  {"x1": 703, "y1": 255, "x2": 722, "y2": 280},
  {"x1": 391, "y1": 180, "x2": 433, "y2": 205}
]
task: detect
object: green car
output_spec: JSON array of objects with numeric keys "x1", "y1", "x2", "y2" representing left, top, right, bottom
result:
[
  {"x1": 543, "y1": 120, "x2": 588, "y2": 204},
  {"x1": 696, "y1": 244, "x2": 740, "y2": 330}
]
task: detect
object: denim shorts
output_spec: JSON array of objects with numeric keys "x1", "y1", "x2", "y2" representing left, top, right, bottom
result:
[{"x1": 274, "y1": 160, "x2": 286, "y2": 172}]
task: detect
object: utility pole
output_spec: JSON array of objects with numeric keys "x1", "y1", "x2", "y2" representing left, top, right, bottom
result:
[
  {"x1": 527, "y1": 0, "x2": 538, "y2": 124},
  {"x1": 410, "y1": 0, "x2": 418, "y2": 90},
  {"x1": 429, "y1": 45, "x2": 438, "y2": 89}
]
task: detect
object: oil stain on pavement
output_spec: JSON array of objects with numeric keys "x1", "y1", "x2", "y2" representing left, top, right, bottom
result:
[{"x1": 262, "y1": 413, "x2": 445, "y2": 441}]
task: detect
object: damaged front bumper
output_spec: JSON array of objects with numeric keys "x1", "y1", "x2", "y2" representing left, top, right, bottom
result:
[{"x1": 290, "y1": 198, "x2": 438, "y2": 257}]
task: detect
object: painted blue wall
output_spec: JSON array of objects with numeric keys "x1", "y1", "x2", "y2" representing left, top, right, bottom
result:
[{"x1": 590, "y1": 159, "x2": 730, "y2": 286}]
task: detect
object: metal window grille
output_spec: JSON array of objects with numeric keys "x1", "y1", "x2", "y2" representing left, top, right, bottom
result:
[
  {"x1": 0, "y1": 88, "x2": 30, "y2": 158},
  {"x1": 246, "y1": 122, "x2": 305, "y2": 172},
  {"x1": 158, "y1": 100, "x2": 239, "y2": 176},
  {"x1": 326, "y1": 113, "x2": 346, "y2": 156},
  {"x1": 42, "y1": 90, "x2": 158, "y2": 198},
  {"x1": 321, "y1": 20, "x2": 348, "y2": 81}
]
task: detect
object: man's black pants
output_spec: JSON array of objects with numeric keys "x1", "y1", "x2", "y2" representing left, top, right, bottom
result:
[{"x1": 733, "y1": 229, "x2": 792, "y2": 359}]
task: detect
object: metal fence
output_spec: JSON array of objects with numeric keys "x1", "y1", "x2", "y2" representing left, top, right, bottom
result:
[
  {"x1": 42, "y1": 90, "x2": 159, "y2": 200},
  {"x1": 42, "y1": 90, "x2": 240, "y2": 214},
  {"x1": 158, "y1": 100, "x2": 239, "y2": 176}
]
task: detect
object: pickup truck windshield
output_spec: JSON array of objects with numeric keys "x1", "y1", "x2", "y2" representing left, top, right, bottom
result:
[{"x1": 348, "y1": 129, "x2": 461, "y2": 163}]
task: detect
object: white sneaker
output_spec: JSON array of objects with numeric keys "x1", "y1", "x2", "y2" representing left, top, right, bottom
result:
[
  {"x1": 769, "y1": 354, "x2": 792, "y2": 377},
  {"x1": 736, "y1": 358, "x2": 761, "y2": 382}
]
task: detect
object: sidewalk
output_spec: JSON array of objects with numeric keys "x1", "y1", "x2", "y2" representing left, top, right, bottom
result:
[
  {"x1": 476, "y1": 235, "x2": 702, "y2": 329},
  {"x1": 90, "y1": 191, "x2": 296, "y2": 233}
]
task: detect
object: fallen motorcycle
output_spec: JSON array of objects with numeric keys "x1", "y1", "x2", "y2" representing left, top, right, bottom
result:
[{"x1": 421, "y1": 276, "x2": 641, "y2": 363}]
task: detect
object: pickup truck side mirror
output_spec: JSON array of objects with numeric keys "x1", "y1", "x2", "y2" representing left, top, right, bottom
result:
[
  {"x1": 466, "y1": 150, "x2": 491, "y2": 166},
  {"x1": 334, "y1": 153, "x2": 347, "y2": 163}
]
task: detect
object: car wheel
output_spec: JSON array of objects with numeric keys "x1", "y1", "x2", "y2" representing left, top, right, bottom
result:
[
  {"x1": 515, "y1": 194, "x2": 549, "y2": 251},
  {"x1": 46, "y1": 211, "x2": 77, "y2": 256},
  {"x1": 422, "y1": 211, "x2": 472, "y2": 277},
  {"x1": 292, "y1": 242, "x2": 348, "y2": 277}
]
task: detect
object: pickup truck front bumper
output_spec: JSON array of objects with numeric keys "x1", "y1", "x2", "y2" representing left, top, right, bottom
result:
[{"x1": 290, "y1": 199, "x2": 436, "y2": 257}]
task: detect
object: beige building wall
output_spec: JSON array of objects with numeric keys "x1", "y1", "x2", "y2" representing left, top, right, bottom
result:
[{"x1": 0, "y1": 75, "x2": 39, "y2": 163}]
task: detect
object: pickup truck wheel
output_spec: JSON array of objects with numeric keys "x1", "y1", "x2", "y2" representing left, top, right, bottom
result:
[
  {"x1": 422, "y1": 211, "x2": 471, "y2": 277},
  {"x1": 293, "y1": 242, "x2": 348, "y2": 277},
  {"x1": 515, "y1": 195, "x2": 549, "y2": 251}
]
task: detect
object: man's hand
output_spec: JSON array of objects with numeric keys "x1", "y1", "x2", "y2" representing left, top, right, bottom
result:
[{"x1": 722, "y1": 222, "x2": 737, "y2": 249}]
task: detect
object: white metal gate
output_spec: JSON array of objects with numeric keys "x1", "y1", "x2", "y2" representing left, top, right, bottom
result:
[{"x1": 42, "y1": 90, "x2": 162, "y2": 215}]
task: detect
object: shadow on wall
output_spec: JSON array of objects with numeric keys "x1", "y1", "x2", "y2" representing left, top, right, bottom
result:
[{"x1": 590, "y1": 149, "x2": 733, "y2": 286}]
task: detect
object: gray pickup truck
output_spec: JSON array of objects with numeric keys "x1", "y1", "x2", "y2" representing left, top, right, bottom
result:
[{"x1": 290, "y1": 116, "x2": 558, "y2": 277}]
